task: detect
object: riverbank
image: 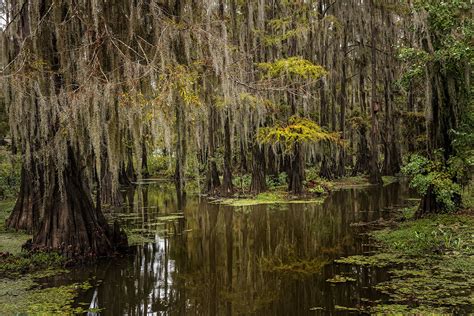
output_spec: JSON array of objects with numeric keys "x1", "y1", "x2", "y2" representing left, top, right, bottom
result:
[{"x1": 335, "y1": 203, "x2": 474, "y2": 314}]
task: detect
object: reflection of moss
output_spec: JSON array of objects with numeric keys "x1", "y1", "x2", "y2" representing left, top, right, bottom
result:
[
  {"x1": 260, "y1": 256, "x2": 329, "y2": 276},
  {"x1": 335, "y1": 213, "x2": 474, "y2": 313},
  {"x1": 0, "y1": 270, "x2": 92, "y2": 314}
]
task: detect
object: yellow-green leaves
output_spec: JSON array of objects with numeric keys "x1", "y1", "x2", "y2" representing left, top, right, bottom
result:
[
  {"x1": 257, "y1": 57, "x2": 327, "y2": 80},
  {"x1": 257, "y1": 116, "x2": 343, "y2": 153}
]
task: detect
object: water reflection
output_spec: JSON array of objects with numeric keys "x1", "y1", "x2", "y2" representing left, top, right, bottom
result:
[{"x1": 68, "y1": 182, "x2": 413, "y2": 315}]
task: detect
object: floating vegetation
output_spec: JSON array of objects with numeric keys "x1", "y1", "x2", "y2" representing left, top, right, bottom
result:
[
  {"x1": 0, "y1": 272, "x2": 92, "y2": 315},
  {"x1": 326, "y1": 275, "x2": 356, "y2": 283},
  {"x1": 335, "y1": 213, "x2": 474, "y2": 313},
  {"x1": 0, "y1": 251, "x2": 66, "y2": 275},
  {"x1": 334, "y1": 305, "x2": 360, "y2": 312},
  {"x1": 215, "y1": 192, "x2": 326, "y2": 207}
]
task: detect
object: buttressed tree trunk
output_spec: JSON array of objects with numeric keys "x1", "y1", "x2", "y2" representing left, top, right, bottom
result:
[
  {"x1": 6, "y1": 166, "x2": 41, "y2": 233},
  {"x1": 33, "y1": 148, "x2": 126, "y2": 257}
]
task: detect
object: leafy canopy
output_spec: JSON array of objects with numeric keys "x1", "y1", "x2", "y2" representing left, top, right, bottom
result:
[
  {"x1": 257, "y1": 116, "x2": 343, "y2": 153},
  {"x1": 257, "y1": 57, "x2": 327, "y2": 80}
]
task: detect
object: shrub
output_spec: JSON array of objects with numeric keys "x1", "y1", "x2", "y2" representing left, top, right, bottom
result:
[
  {"x1": 0, "y1": 148, "x2": 20, "y2": 200},
  {"x1": 402, "y1": 153, "x2": 462, "y2": 212}
]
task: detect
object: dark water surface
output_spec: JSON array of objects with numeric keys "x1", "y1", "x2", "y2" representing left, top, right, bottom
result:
[{"x1": 51, "y1": 182, "x2": 415, "y2": 315}]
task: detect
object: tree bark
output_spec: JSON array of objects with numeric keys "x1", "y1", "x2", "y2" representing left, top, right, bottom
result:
[
  {"x1": 221, "y1": 111, "x2": 234, "y2": 196},
  {"x1": 6, "y1": 166, "x2": 41, "y2": 233},
  {"x1": 206, "y1": 103, "x2": 220, "y2": 194},
  {"x1": 368, "y1": 0, "x2": 383, "y2": 185},
  {"x1": 33, "y1": 149, "x2": 127, "y2": 257},
  {"x1": 250, "y1": 144, "x2": 267, "y2": 194},
  {"x1": 288, "y1": 143, "x2": 304, "y2": 195}
]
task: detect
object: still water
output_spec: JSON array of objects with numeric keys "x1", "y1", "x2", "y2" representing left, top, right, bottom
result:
[{"x1": 51, "y1": 181, "x2": 414, "y2": 315}]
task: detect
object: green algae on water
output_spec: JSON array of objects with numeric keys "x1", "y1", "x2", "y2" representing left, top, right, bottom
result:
[{"x1": 0, "y1": 270, "x2": 92, "y2": 315}]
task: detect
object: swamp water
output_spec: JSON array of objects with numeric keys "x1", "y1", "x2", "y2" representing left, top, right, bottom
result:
[{"x1": 44, "y1": 181, "x2": 415, "y2": 315}]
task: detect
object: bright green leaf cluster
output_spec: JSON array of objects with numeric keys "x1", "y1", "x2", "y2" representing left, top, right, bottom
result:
[
  {"x1": 257, "y1": 57, "x2": 327, "y2": 80},
  {"x1": 257, "y1": 116, "x2": 343, "y2": 153}
]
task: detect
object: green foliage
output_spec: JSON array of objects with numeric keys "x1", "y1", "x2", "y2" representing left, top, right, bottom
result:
[
  {"x1": 402, "y1": 154, "x2": 462, "y2": 212},
  {"x1": 303, "y1": 168, "x2": 333, "y2": 194},
  {"x1": 451, "y1": 99, "x2": 474, "y2": 186},
  {"x1": 233, "y1": 174, "x2": 252, "y2": 189},
  {"x1": 257, "y1": 57, "x2": 327, "y2": 80},
  {"x1": 0, "y1": 148, "x2": 20, "y2": 200},
  {"x1": 266, "y1": 172, "x2": 287, "y2": 189},
  {"x1": 257, "y1": 116, "x2": 342, "y2": 153},
  {"x1": 397, "y1": 48, "x2": 430, "y2": 88},
  {"x1": 148, "y1": 153, "x2": 174, "y2": 177},
  {"x1": 0, "y1": 251, "x2": 65, "y2": 274},
  {"x1": 373, "y1": 215, "x2": 474, "y2": 255},
  {"x1": 399, "y1": 0, "x2": 473, "y2": 87}
]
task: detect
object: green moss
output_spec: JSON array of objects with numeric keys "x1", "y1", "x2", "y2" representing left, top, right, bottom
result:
[
  {"x1": 370, "y1": 304, "x2": 449, "y2": 314},
  {"x1": 0, "y1": 271, "x2": 91, "y2": 315},
  {"x1": 334, "y1": 305, "x2": 360, "y2": 312},
  {"x1": 215, "y1": 191, "x2": 326, "y2": 207},
  {"x1": 382, "y1": 176, "x2": 398, "y2": 185},
  {"x1": 0, "y1": 199, "x2": 31, "y2": 256},
  {"x1": 0, "y1": 199, "x2": 15, "y2": 227},
  {"x1": 331, "y1": 176, "x2": 373, "y2": 189},
  {"x1": 0, "y1": 231, "x2": 30, "y2": 255},
  {"x1": 373, "y1": 214, "x2": 474, "y2": 256},
  {"x1": 0, "y1": 251, "x2": 65, "y2": 275},
  {"x1": 335, "y1": 253, "x2": 421, "y2": 268},
  {"x1": 335, "y1": 213, "x2": 474, "y2": 313}
]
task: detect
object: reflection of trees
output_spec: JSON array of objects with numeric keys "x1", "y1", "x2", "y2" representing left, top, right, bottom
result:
[
  {"x1": 74, "y1": 182, "x2": 411, "y2": 315},
  {"x1": 177, "y1": 183, "x2": 408, "y2": 314}
]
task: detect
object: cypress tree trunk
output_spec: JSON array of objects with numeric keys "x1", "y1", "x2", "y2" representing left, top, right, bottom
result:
[
  {"x1": 141, "y1": 137, "x2": 150, "y2": 178},
  {"x1": 288, "y1": 143, "x2": 304, "y2": 195},
  {"x1": 336, "y1": 27, "x2": 348, "y2": 178},
  {"x1": 173, "y1": 0, "x2": 187, "y2": 197},
  {"x1": 221, "y1": 112, "x2": 234, "y2": 196},
  {"x1": 6, "y1": 166, "x2": 41, "y2": 233},
  {"x1": 174, "y1": 99, "x2": 187, "y2": 197},
  {"x1": 250, "y1": 144, "x2": 267, "y2": 194},
  {"x1": 33, "y1": 148, "x2": 127, "y2": 257},
  {"x1": 352, "y1": 125, "x2": 371, "y2": 176},
  {"x1": 206, "y1": 103, "x2": 220, "y2": 194},
  {"x1": 368, "y1": 0, "x2": 383, "y2": 185}
]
